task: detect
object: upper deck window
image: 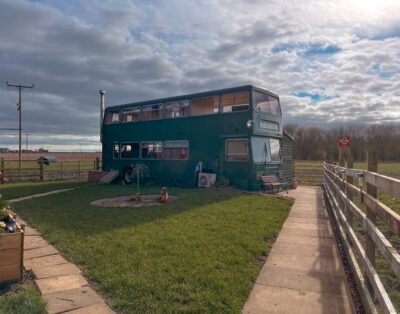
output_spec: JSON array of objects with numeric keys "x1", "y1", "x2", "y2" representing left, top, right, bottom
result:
[
  {"x1": 121, "y1": 107, "x2": 140, "y2": 123},
  {"x1": 191, "y1": 95, "x2": 219, "y2": 116},
  {"x1": 221, "y1": 92, "x2": 249, "y2": 113},
  {"x1": 164, "y1": 100, "x2": 190, "y2": 118},
  {"x1": 142, "y1": 104, "x2": 162, "y2": 121},
  {"x1": 253, "y1": 91, "x2": 282, "y2": 117},
  {"x1": 106, "y1": 111, "x2": 120, "y2": 124}
]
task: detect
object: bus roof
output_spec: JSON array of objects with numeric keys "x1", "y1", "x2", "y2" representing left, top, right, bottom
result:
[{"x1": 105, "y1": 85, "x2": 279, "y2": 111}]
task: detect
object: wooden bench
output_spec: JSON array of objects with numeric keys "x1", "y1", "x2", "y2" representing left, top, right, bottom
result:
[{"x1": 260, "y1": 176, "x2": 288, "y2": 194}]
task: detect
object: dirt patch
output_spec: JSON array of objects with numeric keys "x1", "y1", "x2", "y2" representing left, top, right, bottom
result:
[{"x1": 91, "y1": 194, "x2": 177, "y2": 208}]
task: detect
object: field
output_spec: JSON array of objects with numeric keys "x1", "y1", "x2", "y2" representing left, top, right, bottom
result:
[{"x1": 8, "y1": 183, "x2": 293, "y2": 313}]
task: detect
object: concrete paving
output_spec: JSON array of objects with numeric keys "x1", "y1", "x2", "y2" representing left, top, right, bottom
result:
[
  {"x1": 9, "y1": 188, "x2": 75, "y2": 203},
  {"x1": 17, "y1": 217, "x2": 115, "y2": 314},
  {"x1": 242, "y1": 186, "x2": 354, "y2": 314}
]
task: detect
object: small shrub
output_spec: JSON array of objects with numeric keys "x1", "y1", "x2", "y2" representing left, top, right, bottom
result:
[{"x1": 0, "y1": 207, "x2": 11, "y2": 222}]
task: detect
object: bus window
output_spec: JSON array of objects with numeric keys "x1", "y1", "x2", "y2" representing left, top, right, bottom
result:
[
  {"x1": 106, "y1": 111, "x2": 120, "y2": 124},
  {"x1": 164, "y1": 100, "x2": 190, "y2": 118},
  {"x1": 253, "y1": 91, "x2": 282, "y2": 117},
  {"x1": 164, "y1": 141, "x2": 188, "y2": 160},
  {"x1": 268, "y1": 95, "x2": 282, "y2": 116},
  {"x1": 269, "y1": 138, "x2": 281, "y2": 162},
  {"x1": 142, "y1": 104, "x2": 162, "y2": 121},
  {"x1": 225, "y1": 139, "x2": 248, "y2": 161},
  {"x1": 113, "y1": 143, "x2": 119, "y2": 159},
  {"x1": 120, "y1": 143, "x2": 139, "y2": 159},
  {"x1": 191, "y1": 96, "x2": 219, "y2": 116},
  {"x1": 221, "y1": 92, "x2": 249, "y2": 113},
  {"x1": 253, "y1": 91, "x2": 269, "y2": 113},
  {"x1": 142, "y1": 142, "x2": 162, "y2": 159},
  {"x1": 121, "y1": 107, "x2": 140, "y2": 123},
  {"x1": 251, "y1": 137, "x2": 281, "y2": 163}
]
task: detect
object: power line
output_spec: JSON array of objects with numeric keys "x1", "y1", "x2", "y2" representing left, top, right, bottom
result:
[{"x1": 5, "y1": 82, "x2": 34, "y2": 171}]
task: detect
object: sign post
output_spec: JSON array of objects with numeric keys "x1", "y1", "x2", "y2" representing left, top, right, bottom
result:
[{"x1": 338, "y1": 136, "x2": 350, "y2": 165}]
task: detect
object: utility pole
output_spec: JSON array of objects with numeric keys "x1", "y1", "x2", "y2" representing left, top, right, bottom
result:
[
  {"x1": 6, "y1": 82, "x2": 34, "y2": 171},
  {"x1": 25, "y1": 133, "x2": 32, "y2": 150}
]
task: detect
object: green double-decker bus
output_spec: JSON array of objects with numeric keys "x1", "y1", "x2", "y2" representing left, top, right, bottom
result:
[{"x1": 101, "y1": 85, "x2": 286, "y2": 190}]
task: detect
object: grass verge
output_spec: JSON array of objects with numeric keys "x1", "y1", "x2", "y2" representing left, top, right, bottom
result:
[
  {"x1": 0, "y1": 284, "x2": 47, "y2": 314},
  {"x1": 12, "y1": 184, "x2": 293, "y2": 313}
]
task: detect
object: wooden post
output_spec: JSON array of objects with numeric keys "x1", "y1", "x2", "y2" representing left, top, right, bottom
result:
[
  {"x1": 96, "y1": 157, "x2": 100, "y2": 171},
  {"x1": 366, "y1": 151, "x2": 377, "y2": 266},
  {"x1": 78, "y1": 161, "x2": 81, "y2": 180},
  {"x1": 346, "y1": 155, "x2": 354, "y2": 227},
  {"x1": 39, "y1": 158, "x2": 44, "y2": 181},
  {"x1": 1, "y1": 158, "x2": 4, "y2": 184},
  {"x1": 60, "y1": 161, "x2": 63, "y2": 179}
]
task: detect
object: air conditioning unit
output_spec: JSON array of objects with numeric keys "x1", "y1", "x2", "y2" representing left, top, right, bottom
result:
[{"x1": 198, "y1": 173, "x2": 216, "y2": 188}]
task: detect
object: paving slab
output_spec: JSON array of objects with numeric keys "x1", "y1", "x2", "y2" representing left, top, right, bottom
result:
[
  {"x1": 243, "y1": 284, "x2": 353, "y2": 314},
  {"x1": 32, "y1": 262, "x2": 81, "y2": 279},
  {"x1": 256, "y1": 266, "x2": 349, "y2": 296},
  {"x1": 36, "y1": 274, "x2": 88, "y2": 294},
  {"x1": 24, "y1": 245, "x2": 59, "y2": 260},
  {"x1": 24, "y1": 254, "x2": 68, "y2": 270},
  {"x1": 43, "y1": 286, "x2": 105, "y2": 313},
  {"x1": 242, "y1": 186, "x2": 353, "y2": 314},
  {"x1": 24, "y1": 235, "x2": 50, "y2": 250},
  {"x1": 65, "y1": 303, "x2": 115, "y2": 314}
]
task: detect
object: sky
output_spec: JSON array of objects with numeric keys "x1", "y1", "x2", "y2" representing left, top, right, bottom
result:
[{"x1": 0, "y1": 0, "x2": 399, "y2": 151}]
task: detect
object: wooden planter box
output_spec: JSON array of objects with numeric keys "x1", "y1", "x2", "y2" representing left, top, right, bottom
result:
[{"x1": 0, "y1": 222, "x2": 24, "y2": 284}]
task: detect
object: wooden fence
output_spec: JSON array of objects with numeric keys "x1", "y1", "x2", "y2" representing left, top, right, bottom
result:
[
  {"x1": 323, "y1": 153, "x2": 400, "y2": 314},
  {"x1": 0, "y1": 158, "x2": 101, "y2": 183}
]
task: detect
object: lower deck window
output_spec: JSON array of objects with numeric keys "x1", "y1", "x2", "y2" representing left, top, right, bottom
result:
[
  {"x1": 142, "y1": 142, "x2": 162, "y2": 159},
  {"x1": 113, "y1": 143, "x2": 119, "y2": 159},
  {"x1": 226, "y1": 139, "x2": 248, "y2": 161},
  {"x1": 120, "y1": 143, "x2": 139, "y2": 159},
  {"x1": 251, "y1": 137, "x2": 281, "y2": 163},
  {"x1": 164, "y1": 141, "x2": 188, "y2": 160}
]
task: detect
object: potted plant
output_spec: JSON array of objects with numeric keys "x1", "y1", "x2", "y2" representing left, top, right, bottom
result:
[{"x1": 0, "y1": 201, "x2": 24, "y2": 284}]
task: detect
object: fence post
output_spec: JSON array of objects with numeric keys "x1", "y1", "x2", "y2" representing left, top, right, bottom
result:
[
  {"x1": 346, "y1": 155, "x2": 354, "y2": 227},
  {"x1": 39, "y1": 158, "x2": 44, "y2": 181},
  {"x1": 61, "y1": 161, "x2": 63, "y2": 179},
  {"x1": 1, "y1": 158, "x2": 4, "y2": 184},
  {"x1": 96, "y1": 157, "x2": 100, "y2": 171},
  {"x1": 78, "y1": 161, "x2": 81, "y2": 180},
  {"x1": 366, "y1": 151, "x2": 377, "y2": 265}
]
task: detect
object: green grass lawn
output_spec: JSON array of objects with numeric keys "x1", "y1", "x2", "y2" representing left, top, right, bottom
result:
[
  {"x1": 0, "y1": 180, "x2": 87, "y2": 200},
  {"x1": 11, "y1": 184, "x2": 293, "y2": 313},
  {"x1": 0, "y1": 284, "x2": 47, "y2": 314}
]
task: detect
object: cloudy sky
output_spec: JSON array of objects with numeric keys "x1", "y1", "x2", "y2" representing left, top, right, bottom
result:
[{"x1": 0, "y1": 0, "x2": 399, "y2": 151}]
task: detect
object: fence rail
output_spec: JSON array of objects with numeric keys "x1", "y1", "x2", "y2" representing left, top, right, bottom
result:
[
  {"x1": 323, "y1": 158, "x2": 400, "y2": 314},
  {"x1": 0, "y1": 158, "x2": 101, "y2": 183}
]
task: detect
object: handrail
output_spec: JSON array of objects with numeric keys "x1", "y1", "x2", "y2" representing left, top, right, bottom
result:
[{"x1": 323, "y1": 162, "x2": 399, "y2": 314}]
